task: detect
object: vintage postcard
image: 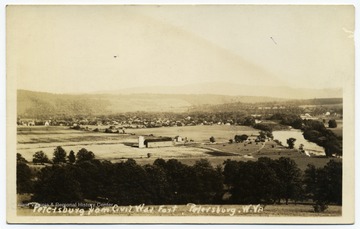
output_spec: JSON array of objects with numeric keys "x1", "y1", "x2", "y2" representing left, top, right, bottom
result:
[{"x1": 6, "y1": 4, "x2": 355, "y2": 224}]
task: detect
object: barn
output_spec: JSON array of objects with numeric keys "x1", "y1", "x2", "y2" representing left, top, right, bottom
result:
[{"x1": 138, "y1": 136, "x2": 174, "y2": 148}]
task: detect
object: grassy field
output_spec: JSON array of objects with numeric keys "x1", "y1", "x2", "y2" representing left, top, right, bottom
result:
[{"x1": 130, "y1": 125, "x2": 259, "y2": 143}]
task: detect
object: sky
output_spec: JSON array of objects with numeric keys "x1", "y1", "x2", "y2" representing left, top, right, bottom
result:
[{"x1": 7, "y1": 5, "x2": 354, "y2": 94}]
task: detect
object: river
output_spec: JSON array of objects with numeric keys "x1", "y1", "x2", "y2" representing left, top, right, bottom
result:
[{"x1": 272, "y1": 129, "x2": 325, "y2": 156}]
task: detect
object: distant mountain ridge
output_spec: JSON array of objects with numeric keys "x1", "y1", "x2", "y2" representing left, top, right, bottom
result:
[
  {"x1": 17, "y1": 86, "x2": 342, "y2": 118},
  {"x1": 96, "y1": 82, "x2": 342, "y2": 99},
  {"x1": 17, "y1": 90, "x2": 284, "y2": 118}
]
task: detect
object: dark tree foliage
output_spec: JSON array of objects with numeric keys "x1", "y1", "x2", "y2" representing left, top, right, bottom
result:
[
  {"x1": 286, "y1": 138, "x2": 296, "y2": 149},
  {"x1": 17, "y1": 161, "x2": 33, "y2": 193},
  {"x1": 223, "y1": 159, "x2": 241, "y2": 186},
  {"x1": 253, "y1": 123, "x2": 273, "y2": 132},
  {"x1": 273, "y1": 157, "x2": 303, "y2": 204},
  {"x1": 53, "y1": 146, "x2": 67, "y2": 164},
  {"x1": 32, "y1": 151, "x2": 51, "y2": 164},
  {"x1": 328, "y1": 119, "x2": 337, "y2": 128},
  {"x1": 223, "y1": 157, "x2": 303, "y2": 205},
  {"x1": 107, "y1": 159, "x2": 152, "y2": 205},
  {"x1": 32, "y1": 165, "x2": 83, "y2": 203},
  {"x1": 302, "y1": 120, "x2": 326, "y2": 132},
  {"x1": 304, "y1": 160, "x2": 342, "y2": 212},
  {"x1": 209, "y1": 136, "x2": 216, "y2": 143},
  {"x1": 234, "y1": 134, "x2": 248, "y2": 143},
  {"x1": 191, "y1": 159, "x2": 224, "y2": 204},
  {"x1": 270, "y1": 113, "x2": 303, "y2": 129},
  {"x1": 76, "y1": 148, "x2": 95, "y2": 163},
  {"x1": 303, "y1": 130, "x2": 322, "y2": 141},
  {"x1": 17, "y1": 153, "x2": 28, "y2": 164},
  {"x1": 228, "y1": 160, "x2": 279, "y2": 204},
  {"x1": 158, "y1": 159, "x2": 196, "y2": 204},
  {"x1": 242, "y1": 116, "x2": 256, "y2": 126},
  {"x1": 27, "y1": 149, "x2": 342, "y2": 208},
  {"x1": 302, "y1": 120, "x2": 342, "y2": 156},
  {"x1": 74, "y1": 160, "x2": 104, "y2": 200},
  {"x1": 322, "y1": 160, "x2": 342, "y2": 205},
  {"x1": 143, "y1": 164, "x2": 172, "y2": 204},
  {"x1": 68, "y1": 150, "x2": 76, "y2": 164}
]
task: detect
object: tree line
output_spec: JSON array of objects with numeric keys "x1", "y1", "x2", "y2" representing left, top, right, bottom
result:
[{"x1": 17, "y1": 147, "x2": 342, "y2": 212}]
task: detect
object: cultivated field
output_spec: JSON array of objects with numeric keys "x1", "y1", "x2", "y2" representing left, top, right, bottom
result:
[
  {"x1": 17, "y1": 125, "x2": 258, "y2": 162},
  {"x1": 17, "y1": 125, "x2": 340, "y2": 169}
]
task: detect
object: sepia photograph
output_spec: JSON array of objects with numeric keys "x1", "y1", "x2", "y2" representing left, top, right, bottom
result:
[{"x1": 5, "y1": 4, "x2": 356, "y2": 224}]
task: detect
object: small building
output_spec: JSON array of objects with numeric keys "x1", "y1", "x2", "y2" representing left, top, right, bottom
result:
[{"x1": 174, "y1": 136, "x2": 183, "y2": 142}]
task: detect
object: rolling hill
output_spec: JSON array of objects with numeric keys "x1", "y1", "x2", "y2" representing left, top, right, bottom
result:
[
  {"x1": 17, "y1": 86, "x2": 342, "y2": 118},
  {"x1": 17, "y1": 90, "x2": 286, "y2": 118}
]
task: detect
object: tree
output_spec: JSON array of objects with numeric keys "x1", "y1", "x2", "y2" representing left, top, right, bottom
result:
[
  {"x1": 291, "y1": 118, "x2": 303, "y2": 129},
  {"x1": 68, "y1": 150, "x2": 76, "y2": 164},
  {"x1": 32, "y1": 151, "x2": 50, "y2": 164},
  {"x1": 191, "y1": 159, "x2": 224, "y2": 204},
  {"x1": 323, "y1": 160, "x2": 342, "y2": 205},
  {"x1": 224, "y1": 158, "x2": 282, "y2": 204},
  {"x1": 209, "y1": 136, "x2": 216, "y2": 143},
  {"x1": 229, "y1": 160, "x2": 279, "y2": 204},
  {"x1": 286, "y1": 138, "x2": 296, "y2": 149},
  {"x1": 17, "y1": 162, "x2": 33, "y2": 193},
  {"x1": 243, "y1": 116, "x2": 255, "y2": 126},
  {"x1": 144, "y1": 164, "x2": 172, "y2": 204},
  {"x1": 53, "y1": 146, "x2": 67, "y2": 164},
  {"x1": 324, "y1": 141, "x2": 342, "y2": 157},
  {"x1": 303, "y1": 130, "x2": 322, "y2": 142},
  {"x1": 304, "y1": 160, "x2": 342, "y2": 212},
  {"x1": 32, "y1": 165, "x2": 83, "y2": 203},
  {"x1": 17, "y1": 153, "x2": 28, "y2": 164},
  {"x1": 328, "y1": 119, "x2": 337, "y2": 128},
  {"x1": 303, "y1": 120, "x2": 326, "y2": 132},
  {"x1": 107, "y1": 159, "x2": 151, "y2": 205},
  {"x1": 253, "y1": 123, "x2": 273, "y2": 132},
  {"x1": 234, "y1": 134, "x2": 248, "y2": 143},
  {"x1": 259, "y1": 131, "x2": 267, "y2": 139},
  {"x1": 273, "y1": 157, "x2": 303, "y2": 204},
  {"x1": 74, "y1": 160, "x2": 103, "y2": 200},
  {"x1": 223, "y1": 159, "x2": 241, "y2": 186},
  {"x1": 299, "y1": 144, "x2": 304, "y2": 153},
  {"x1": 160, "y1": 159, "x2": 194, "y2": 204},
  {"x1": 76, "y1": 148, "x2": 95, "y2": 163}
]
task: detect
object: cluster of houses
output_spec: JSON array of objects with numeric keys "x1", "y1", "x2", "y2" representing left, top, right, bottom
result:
[
  {"x1": 17, "y1": 119, "x2": 51, "y2": 126},
  {"x1": 17, "y1": 116, "x2": 241, "y2": 129},
  {"x1": 17, "y1": 108, "x2": 339, "y2": 129}
]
